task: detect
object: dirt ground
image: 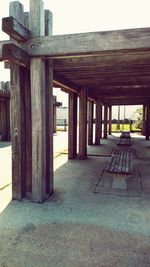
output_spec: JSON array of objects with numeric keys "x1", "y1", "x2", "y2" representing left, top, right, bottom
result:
[{"x1": 0, "y1": 133, "x2": 150, "y2": 267}]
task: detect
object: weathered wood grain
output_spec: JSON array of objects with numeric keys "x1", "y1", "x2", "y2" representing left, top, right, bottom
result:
[
  {"x1": 53, "y1": 72, "x2": 80, "y2": 93},
  {"x1": 23, "y1": 27, "x2": 150, "y2": 57},
  {"x1": 95, "y1": 100, "x2": 102, "y2": 145},
  {"x1": 78, "y1": 88, "x2": 87, "y2": 159},
  {"x1": 88, "y1": 100, "x2": 94, "y2": 145},
  {"x1": 9, "y1": 1, "x2": 27, "y2": 200},
  {"x1": 45, "y1": 9, "x2": 54, "y2": 196},
  {"x1": 2, "y1": 43, "x2": 30, "y2": 68},
  {"x1": 103, "y1": 105, "x2": 108, "y2": 139},
  {"x1": 2, "y1": 16, "x2": 30, "y2": 41},
  {"x1": 30, "y1": 0, "x2": 47, "y2": 202},
  {"x1": 108, "y1": 106, "x2": 112, "y2": 135},
  {"x1": 68, "y1": 92, "x2": 77, "y2": 159}
]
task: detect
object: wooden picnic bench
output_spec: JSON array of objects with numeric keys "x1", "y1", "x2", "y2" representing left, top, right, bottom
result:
[
  {"x1": 105, "y1": 149, "x2": 134, "y2": 189},
  {"x1": 117, "y1": 138, "x2": 131, "y2": 146},
  {"x1": 120, "y1": 131, "x2": 131, "y2": 139}
]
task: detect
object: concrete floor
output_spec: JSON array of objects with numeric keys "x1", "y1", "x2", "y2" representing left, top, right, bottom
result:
[{"x1": 0, "y1": 133, "x2": 150, "y2": 267}]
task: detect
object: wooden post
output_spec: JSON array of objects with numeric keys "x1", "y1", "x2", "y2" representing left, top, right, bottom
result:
[
  {"x1": 95, "y1": 100, "x2": 102, "y2": 145},
  {"x1": 30, "y1": 0, "x2": 47, "y2": 202},
  {"x1": 103, "y1": 104, "x2": 108, "y2": 139},
  {"x1": 45, "y1": 10, "x2": 53, "y2": 195},
  {"x1": 0, "y1": 100, "x2": 7, "y2": 141},
  {"x1": 78, "y1": 88, "x2": 87, "y2": 159},
  {"x1": 108, "y1": 105, "x2": 112, "y2": 135},
  {"x1": 9, "y1": 1, "x2": 26, "y2": 199},
  {"x1": 88, "y1": 100, "x2": 94, "y2": 145},
  {"x1": 142, "y1": 104, "x2": 146, "y2": 135},
  {"x1": 145, "y1": 103, "x2": 150, "y2": 140},
  {"x1": 68, "y1": 92, "x2": 77, "y2": 159},
  {"x1": 53, "y1": 96, "x2": 57, "y2": 133}
]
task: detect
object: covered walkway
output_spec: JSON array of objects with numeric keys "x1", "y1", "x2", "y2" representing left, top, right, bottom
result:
[{"x1": 0, "y1": 133, "x2": 150, "y2": 266}]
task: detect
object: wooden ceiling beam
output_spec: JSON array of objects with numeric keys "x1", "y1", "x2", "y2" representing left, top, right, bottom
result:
[
  {"x1": 53, "y1": 72, "x2": 80, "y2": 93},
  {"x1": 2, "y1": 16, "x2": 31, "y2": 41},
  {"x1": 23, "y1": 27, "x2": 150, "y2": 58}
]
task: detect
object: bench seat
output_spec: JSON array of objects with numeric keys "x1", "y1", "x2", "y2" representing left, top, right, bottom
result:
[
  {"x1": 120, "y1": 131, "x2": 131, "y2": 139},
  {"x1": 106, "y1": 150, "x2": 133, "y2": 175},
  {"x1": 117, "y1": 138, "x2": 131, "y2": 146}
]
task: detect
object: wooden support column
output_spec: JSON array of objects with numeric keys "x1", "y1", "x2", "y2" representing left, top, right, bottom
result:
[
  {"x1": 45, "y1": 10, "x2": 53, "y2": 195},
  {"x1": 78, "y1": 88, "x2": 87, "y2": 159},
  {"x1": 9, "y1": 1, "x2": 26, "y2": 199},
  {"x1": 88, "y1": 100, "x2": 94, "y2": 145},
  {"x1": 6, "y1": 97, "x2": 11, "y2": 141},
  {"x1": 53, "y1": 96, "x2": 57, "y2": 133},
  {"x1": 0, "y1": 100, "x2": 7, "y2": 141},
  {"x1": 142, "y1": 104, "x2": 146, "y2": 135},
  {"x1": 30, "y1": 0, "x2": 47, "y2": 202},
  {"x1": 95, "y1": 100, "x2": 102, "y2": 145},
  {"x1": 145, "y1": 103, "x2": 150, "y2": 140},
  {"x1": 108, "y1": 105, "x2": 112, "y2": 135},
  {"x1": 103, "y1": 104, "x2": 108, "y2": 139},
  {"x1": 68, "y1": 92, "x2": 77, "y2": 159}
]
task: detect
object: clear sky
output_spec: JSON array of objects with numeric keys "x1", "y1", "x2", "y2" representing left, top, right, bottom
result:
[{"x1": 0, "y1": 0, "x2": 148, "y2": 117}]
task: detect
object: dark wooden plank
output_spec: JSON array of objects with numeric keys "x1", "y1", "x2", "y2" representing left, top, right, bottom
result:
[
  {"x1": 68, "y1": 92, "x2": 77, "y2": 159},
  {"x1": 11, "y1": 64, "x2": 26, "y2": 199},
  {"x1": 103, "y1": 105, "x2": 108, "y2": 139},
  {"x1": 108, "y1": 105, "x2": 112, "y2": 135},
  {"x1": 78, "y1": 88, "x2": 87, "y2": 159},
  {"x1": 45, "y1": 9, "x2": 54, "y2": 196},
  {"x1": 9, "y1": 1, "x2": 27, "y2": 200},
  {"x1": 24, "y1": 69, "x2": 32, "y2": 197},
  {"x1": 53, "y1": 72, "x2": 80, "y2": 93},
  {"x1": 95, "y1": 100, "x2": 102, "y2": 145},
  {"x1": 29, "y1": 0, "x2": 47, "y2": 202},
  {"x1": 88, "y1": 100, "x2": 94, "y2": 145},
  {"x1": 2, "y1": 43, "x2": 30, "y2": 68},
  {"x1": 23, "y1": 27, "x2": 150, "y2": 58},
  {"x1": 2, "y1": 16, "x2": 30, "y2": 41}
]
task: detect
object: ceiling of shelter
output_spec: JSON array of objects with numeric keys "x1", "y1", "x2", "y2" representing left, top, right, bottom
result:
[{"x1": 53, "y1": 49, "x2": 150, "y2": 105}]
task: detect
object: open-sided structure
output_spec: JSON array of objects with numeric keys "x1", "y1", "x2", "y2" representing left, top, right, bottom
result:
[{"x1": 1, "y1": 0, "x2": 150, "y2": 202}]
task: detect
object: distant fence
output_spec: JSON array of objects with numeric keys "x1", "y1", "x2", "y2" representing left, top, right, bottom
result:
[{"x1": 56, "y1": 119, "x2": 67, "y2": 131}]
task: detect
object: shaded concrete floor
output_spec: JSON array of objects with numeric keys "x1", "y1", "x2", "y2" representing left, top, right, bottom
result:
[{"x1": 0, "y1": 133, "x2": 150, "y2": 267}]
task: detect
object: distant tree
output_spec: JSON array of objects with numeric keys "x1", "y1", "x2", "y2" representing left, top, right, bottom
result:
[{"x1": 134, "y1": 107, "x2": 143, "y2": 129}]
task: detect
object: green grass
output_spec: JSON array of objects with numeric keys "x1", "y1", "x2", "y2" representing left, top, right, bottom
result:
[{"x1": 111, "y1": 124, "x2": 141, "y2": 132}]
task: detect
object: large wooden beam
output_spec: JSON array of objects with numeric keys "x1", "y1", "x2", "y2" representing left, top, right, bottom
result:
[
  {"x1": 68, "y1": 92, "x2": 77, "y2": 159},
  {"x1": 108, "y1": 105, "x2": 112, "y2": 135},
  {"x1": 103, "y1": 105, "x2": 108, "y2": 139},
  {"x1": 23, "y1": 27, "x2": 150, "y2": 58},
  {"x1": 45, "y1": 10, "x2": 54, "y2": 196},
  {"x1": 95, "y1": 100, "x2": 102, "y2": 145},
  {"x1": 88, "y1": 100, "x2": 94, "y2": 145},
  {"x1": 2, "y1": 43, "x2": 30, "y2": 68},
  {"x1": 30, "y1": 0, "x2": 47, "y2": 202},
  {"x1": 53, "y1": 72, "x2": 79, "y2": 93},
  {"x1": 2, "y1": 16, "x2": 30, "y2": 41},
  {"x1": 142, "y1": 104, "x2": 146, "y2": 135},
  {"x1": 78, "y1": 88, "x2": 88, "y2": 159},
  {"x1": 9, "y1": 1, "x2": 27, "y2": 200},
  {"x1": 145, "y1": 103, "x2": 150, "y2": 140}
]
